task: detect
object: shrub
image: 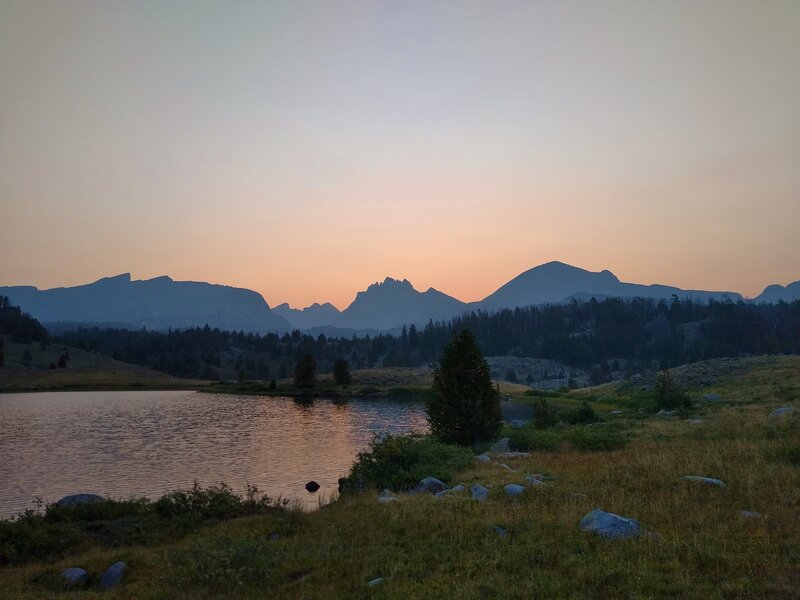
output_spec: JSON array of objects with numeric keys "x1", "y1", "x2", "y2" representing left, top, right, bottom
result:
[
  {"x1": 656, "y1": 369, "x2": 692, "y2": 411},
  {"x1": 533, "y1": 397, "x2": 556, "y2": 429},
  {"x1": 294, "y1": 354, "x2": 316, "y2": 389},
  {"x1": 341, "y1": 434, "x2": 473, "y2": 493},
  {"x1": 427, "y1": 330, "x2": 502, "y2": 445},
  {"x1": 559, "y1": 401, "x2": 601, "y2": 425},
  {"x1": 332, "y1": 358, "x2": 352, "y2": 386},
  {"x1": 568, "y1": 428, "x2": 630, "y2": 451},
  {"x1": 503, "y1": 425, "x2": 561, "y2": 451}
]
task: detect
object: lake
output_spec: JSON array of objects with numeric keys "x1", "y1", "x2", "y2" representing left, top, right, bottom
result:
[{"x1": 0, "y1": 390, "x2": 429, "y2": 517}]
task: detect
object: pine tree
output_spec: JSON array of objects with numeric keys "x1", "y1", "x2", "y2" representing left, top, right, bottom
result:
[
  {"x1": 332, "y1": 358, "x2": 352, "y2": 387},
  {"x1": 294, "y1": 354, "x2": 317, "y2": 389},
  {"x1": 427, "y1": 329, "x2": 502, "y2": 445}
]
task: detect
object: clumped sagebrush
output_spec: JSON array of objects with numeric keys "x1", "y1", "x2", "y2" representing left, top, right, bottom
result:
[
  {"x1": 341, "y1": 434, "x2": 473, "y2": 493},
  {"x1": 568, "y1": 428, "x2": 630, "y2": 451},
  {"x1": 502, "y1": 425, "x2": 561, "y2": 451}
]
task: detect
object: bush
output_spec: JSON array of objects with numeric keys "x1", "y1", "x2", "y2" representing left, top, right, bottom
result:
[
  {"x1": 568, "y1": 428, "x2": 630, "y2": 451},
  {"x1": 153, "y1": 482, "x2": 285, "y2": 520},
  {"x1": 559, "y1": 401, "x2": 601, "y2": 425},
  {"x1": 294, "y1": 354, "x2": 317, "y2": 389},
  {"x1": 332, "y1": 358, "x2": 352, "y2": 386},
  {"x1": 503, "y1": 425, "x2": 561, "y2": 451},
  {"x1": 656, "y1": 369, "x2": 692, "y2": 411},
  {"x1": 533, "y1": 397, "x2": 556, "y2": 429},
  {"x1": 427, "y1": 329, "x2": 502, "y2": 445},
  {"x1": 341, "y1": 434, "x2": 473, "y2": 493}
]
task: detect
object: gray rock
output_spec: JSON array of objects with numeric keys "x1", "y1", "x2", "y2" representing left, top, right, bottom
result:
[
  {"x1": 56, "y1": 493, "x2": 104, "y2": 508},
  {"x1": 497, "y1": 451, "x2": 531, "y2": 459},
  {"x1": 685, "y1": 419, "x2": 703, "y2": 425},
  {"x1": 475, "y1": 452, "x2": 491, "y2": 463},
  {"x1": 471, "y1": 484, "x2": 490, "y2": 501},
  {"x1": 435, "y1": 485, "x2": 465, "y2": 497},
  {"x1": 509, "y1": 419, "x2": 529, "y2": 429},
  {"x1": 412, "y1": 477, "x2": 448, "y2": 494},
  {"x1": 269, "y1": 533, "x2": 280, "y2": 541},
  {"x1": 740, "y1": 510, "x2": 761, "y2": 518},
  {"x1": 378, "y1": 490, "x2": 397, "y2": 503},
  {"x1": 367, "y1": 577, "x2": 384, "y2": 587},
  {"x1": 572, "y1": 492, "x2": 588, "y2": 499},
  {"x1": 703, "y1": 393, "x2": 721, "y2": 401},
  {"x1": 580, "y1": 509, "x2": 640, "y2": 539},
  {"x1": 494, "y1": 526, "x2": 508, "y2": 537},
  {"x1": 525, "y1": 476, "x2": 545, "y2": 486},
  {"x1": 61, "y1": 567, "x2": 88, "y2": 586},
  {"x1": 495, "y1": 463, "x2": 513, "y2": 471},
  {"x1": 656, "y1": 409, "x2": 677, "y2": 417},
  {"x1": 489, "y1": 437, "x2": 511, "y2": 453},
  {"x1": 99, "y1": 561, "x2": 127, "y2": 589},
  {"x1": 770, "y1": 407, "x2": 796, "y2": 418},
  {"x1": 585, "y1": 422, "x2": 607, "y2": 428},
  {"x1": 504, "y1": 484, "x2": 525, "y2": 496},
  {"x1": 682, "y1": 475, "x2": 726, "y2": 487},
  {"x1": 609, "y1": 410, "x2": 625, "y2": 416}
]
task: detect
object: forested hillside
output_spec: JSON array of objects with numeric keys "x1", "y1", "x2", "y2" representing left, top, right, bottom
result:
[{"x1": 53, "y1": 298, "x2": 800, "y2": 382}]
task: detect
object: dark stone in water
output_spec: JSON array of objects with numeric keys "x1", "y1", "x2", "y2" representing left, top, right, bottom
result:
[
  {"x1": 56, "y1": 493, "x2": 105, "y2": 507},
  {"x1": 305, "y1": 481, "x2": 321, "y2": 492}
]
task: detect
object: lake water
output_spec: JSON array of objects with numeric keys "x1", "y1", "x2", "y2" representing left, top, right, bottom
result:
[{"x1": 0, "y1": 390, "x2": 429, "y2": 517}]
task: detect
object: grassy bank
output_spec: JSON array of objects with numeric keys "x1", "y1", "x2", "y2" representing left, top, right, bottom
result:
[{"x1": 1, "y1": 356, "x2": 798, "y2": 598}]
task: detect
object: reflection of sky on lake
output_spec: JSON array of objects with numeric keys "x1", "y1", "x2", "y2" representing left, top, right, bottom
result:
[{"x1": 0, "y1": 391, "x2": 428, "y2": 516}]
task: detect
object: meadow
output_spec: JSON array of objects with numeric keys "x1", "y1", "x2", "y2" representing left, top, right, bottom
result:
[{"x1": 0, "y1": 356, "x2": 797, "y2": 598}]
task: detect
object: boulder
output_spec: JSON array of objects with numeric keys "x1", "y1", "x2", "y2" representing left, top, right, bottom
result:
[
  {"x1": 740, "y1": 510, "x2": 761, "y2": 518},
  {"x1": 770, "y1": 407, "x2": 796, "y2": 418},
  {"x1": 580, "y1": 509, "x2": 640, "y2": 539},
  {"x1": 475, "y1": 453, "x2": 492, "y2": 463},
  {"x1": 682, "y1": 475, "x2": 726, "y2": 487},
  {"x1": 494, "y1": 526, "x2": 508, "y2": 537},
  {"x1": 412, "y1": 477, "x2": 448, "y2": 494},
  {"x1": 525, "y1": 476, "x2": 545, "y2": 486},
  {"x1": 367, "y1": 577, "x2": 385, "y2": 587},
  {"x1": 435, "y1": 485, "x2": 465, "y2": 498},
  {"x1": 489, "y1": 437, "x2": 511, "y2": 453},
  {"x1": 685, "y1": 419, "x2": 703, "y2": 425},
  {"x1": 703, "y1": 393, "x2": 722, "y2": 401},
  {"x1": 378, "y1": 489, "x2": 397, "y2": 503},
  {"x1": 497, "y1": 451, "x2": 531, "y2": 459},
  {"x1": 99, "y1": 561, "x2": 127, "y2": 590},
  {"x1": 509, "y1": 419, "x2": 529, "y2": 429},
  {"x1": 471, "y1": 484, "x2": 490, "y2": 501},
  {"x1": 56, "y1": 493, "x2": 104, "y2": 508},
  {"x1": 61, "y1": 567, "x2": 88, "y2": 586},
  {"x1": 269, "y1": 533, "x2": 281, "y2": 541},
  {"x1": 609, "y1": 410, "x2": 625, "y2": 416},
  {"x1": 305, "y1": 481, "x2": 321, "y2": 492},
  {"x1": 504, "y1": 484, "x2": 525, "y2": 496},
  {"x1": 656, "y1": 409, "x2": 677, "y2": 417}
]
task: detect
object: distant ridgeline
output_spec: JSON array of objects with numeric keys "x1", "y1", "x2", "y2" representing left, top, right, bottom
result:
[{"x1": 53, "y1": 297, "x2": 800, "y2": 382}]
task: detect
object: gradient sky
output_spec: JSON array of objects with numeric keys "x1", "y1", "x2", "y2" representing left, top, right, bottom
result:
[{"x1": 1, "y1": 1, "x2": 799, "y2": 309}]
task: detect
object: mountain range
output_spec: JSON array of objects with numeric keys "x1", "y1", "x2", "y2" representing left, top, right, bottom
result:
[{"x1": 1, "y1": 262, "x2": 796, "y2": 335}]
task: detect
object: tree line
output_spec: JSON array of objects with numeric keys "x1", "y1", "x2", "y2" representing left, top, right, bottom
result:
[{"x1": 49, "y1": 297, "x2": 800, "y2": 381}]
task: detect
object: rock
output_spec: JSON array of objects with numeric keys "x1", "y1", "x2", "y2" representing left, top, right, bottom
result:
[
  {"x1": 489, "y1": 437, "x2": 511, "y2": 453},
  {"x1": 656, "y1": 409, "x2": 677, "y2": 417},
  {"x1": 61, "y1": 567, "x2": 88, "y2": 586},
  {"x1": 682, "y1": 475, "x2": 726, "y2": 487},
  {"x1": 609, "y1": 410, "x2": 625, "y2": 416},
  {"x1": 495, "y1": 463, "x2": 514, "y2": 471},
  {"x1": 686, "y1": 419, "x2": 703, "y2": 425},
  {"x1": 269, "y1": 533, "x2": 281, "y2": 541},
  {"x1": 572, "y1": 492, "x2": 588, "y2": 499},
  {"x1": 770, "y1": 407, "x2": 796, "y2": 418},
  {"x1": 475, "y1": 452, "x2": 491, "y2": 463},
  {"x1": 305, "y1": 481, "x2": 321, "y2": 492},
  {"x1": 585, "y1": 422, "x2": 607, "y2": 428},
  {"x1": 411, "y1": 476, "x2": 448, "y2": 494},
  {"x1": 525, "y1": 476, "x2": 545, "y2": 486},
  {"x1": 497, "y1": 451, "x2": 530, "y2": 459},
  {"x1": 99, "y1": 561, "x2": 127, "y2": 590},
  {"x1": 740, "y1": 510, "x2": 761, "y2": 518},
  {"x1": 367, "y1": 577, "x2": 384, "y2": 587},
  {"x1": 580, "y1": 509, "x2": 640, "y2": 539},
  {"x1": 471, "y1": 484, "x2": 490, "y2": 501},
  {"x1": 378, "y1": 489, "x2": 397, "y2": 503},
  {"x1": 494, "y1": 526, "x2": 508, "y2": 537},
  {"x1": 56, "y1": 493, "x2": 104, "y2": 508},
  {"x1": 435, "y1": 485, "x2": 465, "y2": 497},
  {"x1": 509, "y1": 419, "x2": 529, "y2": 429},
  {"x1": 703, "y1": 393, "x2": 722, "y2": 401},
  {"x1": 504, "y1": 484, "x2": 525, "y2": 496}
]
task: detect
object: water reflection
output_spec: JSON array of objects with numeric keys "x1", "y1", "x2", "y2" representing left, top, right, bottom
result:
[{"x1": 0, "y1": 391, "x2": 429, "y2": 517}]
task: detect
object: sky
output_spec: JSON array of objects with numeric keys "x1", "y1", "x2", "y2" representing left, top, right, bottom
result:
[{"x1": 1, "y1": 1, "x2": 799, "y2": 309}]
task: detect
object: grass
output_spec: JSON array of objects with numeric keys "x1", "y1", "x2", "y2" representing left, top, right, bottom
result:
[
  {"x1": 0, "y1": 336, "x2": 207, "y2": 393},
  {"x1": 1, "y1": 355, "x2": 798, "y2": 598}
]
